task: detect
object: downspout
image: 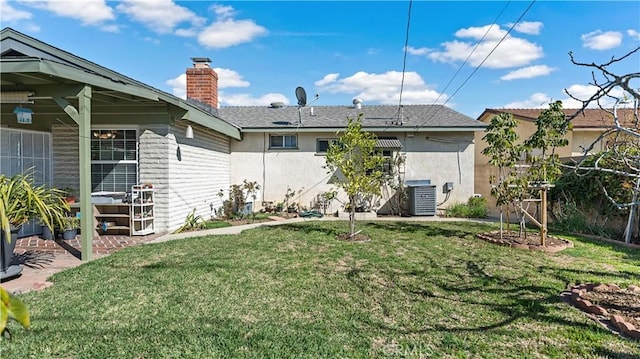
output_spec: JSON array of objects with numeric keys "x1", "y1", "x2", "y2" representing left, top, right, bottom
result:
[{"x1": 262, "y1": 132, "x2": 266, "y2": 203}]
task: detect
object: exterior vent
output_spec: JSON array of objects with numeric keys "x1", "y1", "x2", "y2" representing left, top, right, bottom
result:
[
  {"x1": 270, "y1": 102, "x2": 285, "y2": 108},
  {"x1": 406, "y1": 180, "x2": 436, "y2": 216}
]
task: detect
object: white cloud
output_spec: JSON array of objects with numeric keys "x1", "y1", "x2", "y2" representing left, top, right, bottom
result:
[
  {"x1": 175, "y1": 27, "x2": 198, "y2": 37},
  {"x1": 214, "y1": 68, "x2": 250, "y2": 88},
  {"x1": 314, "y1": 73, "x2": 340, "y2": 87},
  {"x1": 628, "y1": 29, "x2": 640, "y2": 40},
  {"x1": 1, "y1": 0, "x2": 32, "y2": 21},
  {"x1": 210, "y1": 4, "x2": 236, "y2": 20},
  {"x1": 219, "y1": 93, "x2": 289, "y2": 107},
  {"x1": 116, "y1": 0, "x2": 203, "y2": 34},
  {"x1": 507, "y1": 21, "x2": 543, "y2": 35},
  {"x1": 315, "y1": 71, "x2": 447, "y2": 105},
  {"x1": 100, "y1": 24, "x2": 121, "y2": 33},
  {"x1": 581, "y1": 30, "x2": 623, "y2": 50},
  {"x1": 500, "y1": 65, "x2": 556, "y2": 81},
  {"x1": 196, "y1": 5, "x2": 267, "y2": 49},
  {"x1": 559, "y1": 84, "x2": 626, "y2": 108},
  {"x1": 166, "y1": 68, "x2": 251, "y2": 99},
  {"x1": 503, "y1": 93, "x2": 552, "y2": 108},
  {"x1": 505, "y1": 84, "x2": 628, "y2": 110},
  {"x1": 423, "y1": 24, "x2": 543, "y2": 69},
  {"x1": 25, "y1": 0, "x2": 114, "y2": 25},
  {"x1": 406, "y1": 46, "x2": 431, "y2": 56},
  {"x1": 198, "y1": 19, "x2": 267, "y2": 48},
  {"x1": 166, "y1": 74, "x2": 187, "y2": 99}
]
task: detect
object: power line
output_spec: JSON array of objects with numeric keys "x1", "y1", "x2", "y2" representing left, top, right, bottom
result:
[
  {"x1": 396, "y1": 0, "x2": 413, "y2": 122},
  {"x1": 418, "y1": 2, "x2": 511, "y2": 120},
  {"x1": 414, "y1": 0, "x2": 536, "y2": 129}
]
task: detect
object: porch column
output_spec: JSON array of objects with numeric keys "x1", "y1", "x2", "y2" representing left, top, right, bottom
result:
[
  {"x1": 77, "y1": 86, "x2": 93, "y2": 261},
  {"x1": 53, "y1": 85, "x2": 93, "y2": 261}
]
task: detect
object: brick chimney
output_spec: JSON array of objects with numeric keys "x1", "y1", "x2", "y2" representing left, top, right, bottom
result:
[{"x1": 186, "y1": 57, "x2": 218, "y2": 110}]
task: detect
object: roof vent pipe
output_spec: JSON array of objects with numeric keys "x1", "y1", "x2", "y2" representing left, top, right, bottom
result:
[{"x1": 353, "y1": 98, "x2": 363, "y2": 109}]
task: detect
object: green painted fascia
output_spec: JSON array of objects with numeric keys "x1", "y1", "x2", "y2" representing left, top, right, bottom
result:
[
  {"x1": 239, "y1": 126, "x2": 487, "y2": 133},
  {"x1": 180, "y1": 107, "x2": 241, "y2": 140},
  {"x1": 8, "y1": 60, "x2": 160, "y2": 101}
]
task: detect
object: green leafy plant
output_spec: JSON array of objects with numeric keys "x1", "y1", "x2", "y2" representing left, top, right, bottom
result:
[
  {"x1": 174, "y1": 208, "x2": 205, "y2": 233},
  {"x1": 61, "y1": 216, "x2": 80, "y2": 231},
  {"x1": 523, "y1": 100, "x2": 571, "y2": 183},
  {"x1": 445, "y1": 196, "x2": 488, "y2": 218},
  {"x1": 482, "y1": 112, "x2": 525, "y2": 233},
  {"x1": 0, "y1": 171, "x2": 69, "y2": 242},
  {"x1": 219, "y1": 180, "x2": 262, "y2": 220},
  {"x1": 1, "y1": 286, "x2": 30, "y2": 339},
  {"x1": 325, "y1": 113, "x2": 385, "y2": 237}
]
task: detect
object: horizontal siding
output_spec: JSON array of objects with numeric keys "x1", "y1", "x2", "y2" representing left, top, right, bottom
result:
[
  {"x1": 51, "y1": 123, "x2": 80, "y2": 193},
  {"x1": 138, "y1": 126, "x2": 170, "y2": 232},
  {"x1": 166, "y1": 123, "x2": 231, "y2": 231}
]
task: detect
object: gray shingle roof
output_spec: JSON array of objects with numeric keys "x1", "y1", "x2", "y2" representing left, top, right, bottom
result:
[{"x1": 218, "y1": 104, "x2": 485, "y2": 131}]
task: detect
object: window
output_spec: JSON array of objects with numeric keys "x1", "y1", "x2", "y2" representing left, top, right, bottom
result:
[
  {"x1": 270, "y1": 134, "x2": 297, "y2": 149},
  {"x1": 316, "y1": 138, "x2": 338, "y2": 154},
  {"x1": 91, "y1": 129, "x2": 138, "y2": 192}
]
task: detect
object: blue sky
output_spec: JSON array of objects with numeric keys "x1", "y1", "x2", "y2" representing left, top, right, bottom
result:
[{"x1": 2, "y1": 0, "x2": 639, "y2": 118}]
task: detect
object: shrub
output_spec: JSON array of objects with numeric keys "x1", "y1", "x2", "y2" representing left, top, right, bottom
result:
[
  {"x1": 445, "y1": 196, "x2": 487, "y2": 218},
  {"x1": 550, "y1": 201, "x2": 618, "y2": 238}
]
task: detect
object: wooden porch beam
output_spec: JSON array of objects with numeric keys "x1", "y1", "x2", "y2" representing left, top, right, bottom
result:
[{"x1": 52, "y1": 85, "x2": 93, "y2": 261}]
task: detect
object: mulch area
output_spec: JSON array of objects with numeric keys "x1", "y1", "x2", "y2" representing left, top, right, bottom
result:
[{"x1": 476, "y1": 230, "x2": 573, "y2": 252}]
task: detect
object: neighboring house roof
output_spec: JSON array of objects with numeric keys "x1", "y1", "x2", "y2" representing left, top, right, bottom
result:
[
  {"x1": 479, "y1": 108, "x2": 638, "y2": 129},
  {"x1": 219, "y1": 104, "x2": 486, "y2": 132},
  {"x1": 0, "y1": 27, "x2": 241, "y2": 140}
]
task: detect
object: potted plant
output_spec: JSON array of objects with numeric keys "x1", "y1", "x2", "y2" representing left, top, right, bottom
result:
[
  {"x1": 61, "y1": 187, "x2": 76, "y2": 204},
  {"x1": 1, "y1": 172, "x2": 69, "y2": 278},
  {"x1": 39, "y1": 222, "x2": 56, "y2": 240},
  {"x1": 61, "y1": 216, "x2": 80, "y2": 240}
]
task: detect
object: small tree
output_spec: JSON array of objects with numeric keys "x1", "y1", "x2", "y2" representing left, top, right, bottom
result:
[
  {"x1": 325, "y1": 114, "x2": 385, "y2": 238},
  {"x1": 482, "y1": 112, "x2": 525, "y2": 235},
  {"x1": 524, "y1": 100, "x2": 570, "y2": 184}
]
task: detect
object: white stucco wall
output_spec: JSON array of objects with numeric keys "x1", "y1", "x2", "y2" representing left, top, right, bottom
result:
[{"x1": 230, "y1": 131, "x2": 477, "y2": 214}]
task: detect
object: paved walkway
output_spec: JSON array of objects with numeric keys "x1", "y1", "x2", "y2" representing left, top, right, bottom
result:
[{"x1": 1, "y1": 215, "x2": 486, "y2": 293}]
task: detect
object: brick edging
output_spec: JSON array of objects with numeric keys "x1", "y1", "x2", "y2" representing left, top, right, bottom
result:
[{"x1": 562, "y1": 283, "x2": 640, "y2": 340}]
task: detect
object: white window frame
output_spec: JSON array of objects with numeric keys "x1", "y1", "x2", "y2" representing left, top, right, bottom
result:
[
  {"x1": 269, "y1": 134, "x2": 298, "y2": 150},
  {"x1": 90, "y1": 126, "x2": 139, "y2": 193}
]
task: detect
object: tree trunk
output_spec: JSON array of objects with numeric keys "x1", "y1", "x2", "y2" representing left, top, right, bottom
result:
[{"x1": 349, "y1": 195, "x2": 356, "y2": 237}]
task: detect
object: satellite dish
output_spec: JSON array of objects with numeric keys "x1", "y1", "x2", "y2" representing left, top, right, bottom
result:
[{"x1": 295, "y1": 86, "x2": 307, "y2": 107}]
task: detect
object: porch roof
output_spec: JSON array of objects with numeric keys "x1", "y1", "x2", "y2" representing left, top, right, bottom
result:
[{"x1": 0, "y1": 28, "x2": 241, "y2": 140}]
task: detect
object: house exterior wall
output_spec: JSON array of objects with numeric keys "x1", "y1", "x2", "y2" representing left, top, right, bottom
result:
[
  {"x1": 230, "y1": 131, "x2": 477, "y2": 214},
  {"x1": 52, "y1": 123, "x2": 80, "y2": 192},
  {"x1": 142, "y1": 122, "x2": 230, "y2": 232},
  {"x1": 569, "y1": 130, "x2": 606, "y2": 156},
  {"x1": 51, "y1": 121, "x2": 230, "y2": 234}
]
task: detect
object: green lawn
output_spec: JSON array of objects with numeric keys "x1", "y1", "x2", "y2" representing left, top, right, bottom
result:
[{"x1": 3, "y1": 221, "x2": 639, "y2": 358}]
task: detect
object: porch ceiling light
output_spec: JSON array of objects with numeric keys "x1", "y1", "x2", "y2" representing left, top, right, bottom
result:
[
  {"x1": 1, "y1": 91, "x2": 34, "y2": 104},
  {"x1": 186, "y1": 125, "x2": 194, "y2": 139},
  {"x1": 13, "y1": 106, "x2": 33, "y2": 124}
]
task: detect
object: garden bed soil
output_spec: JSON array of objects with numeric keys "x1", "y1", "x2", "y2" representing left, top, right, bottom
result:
[
  {"x1": 476, "y1": 230, "x2": 573, "y2": 252},
  {"x1": 562, "y1": 283, "x2": 640, "y2": 340}
]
